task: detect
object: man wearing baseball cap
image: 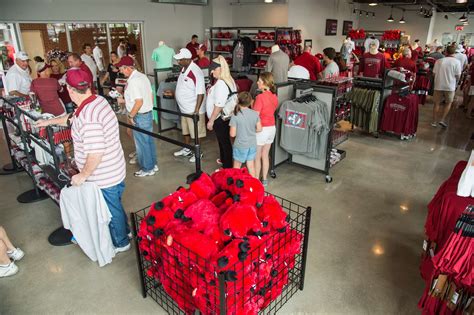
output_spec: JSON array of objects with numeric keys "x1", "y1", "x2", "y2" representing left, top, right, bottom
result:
[
  {"x1": 36, "y1": 68, "x2": 130, "y2": 253},
  {"x1": 196, "y1": 44, "x2": 210, "y2": 69},
  {"x1": 117, "y1": 55, "x2": 158, "y2": 177},
  {"x1": 173, "y1": 48, "x2": 206, "y2": 162},
  {"x1": 5, "y1": 51, "x2": 32, "y2": 97},
  {"x1": 67, "y1": 53, "x2": 95, "y2": 94}
]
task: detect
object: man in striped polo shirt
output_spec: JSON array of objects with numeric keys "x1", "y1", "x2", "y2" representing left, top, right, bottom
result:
[{"x1": 36, "y1": 68, "x2": 130, "y2": 253}]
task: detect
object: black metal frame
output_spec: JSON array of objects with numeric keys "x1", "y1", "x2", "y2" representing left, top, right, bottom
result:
[
  {"x1": 0, "y1": 107, "x2": 24, "y2": 175},
  {"x1": 131, "y1": 192, "x2": 311, "y2": 314}
]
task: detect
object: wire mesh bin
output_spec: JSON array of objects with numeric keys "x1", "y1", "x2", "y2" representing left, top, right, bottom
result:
[{"x1": 131, "y1": 192, "x2": 312, "y2": 315}]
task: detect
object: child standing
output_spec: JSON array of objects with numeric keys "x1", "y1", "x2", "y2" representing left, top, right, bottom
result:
[
  {"x1": 253, "y1": 72, "x2": 278, "y2": 186},
  {"x1": 229, "y1": 92, "x2": 262, "y2": 177},
  {"x1": 0, "y1": 226, "x2": 24, "y2": 278}
]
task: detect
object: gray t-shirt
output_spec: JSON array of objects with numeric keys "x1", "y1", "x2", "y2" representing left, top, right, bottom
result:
[
  {"x1": 266, "y1": 50, "x2": 290, "y2": 84},
  {"x1": 229, "y1": 108, "x2": 260, "y2": 149},
  {"x1": 322, "y1": 61, "x2": 340, "y2": 78}
]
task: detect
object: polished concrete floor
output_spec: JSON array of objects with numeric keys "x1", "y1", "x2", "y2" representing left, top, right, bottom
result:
[{"x1": 0, "y1": 99, "x2": 472, "y2": 314}]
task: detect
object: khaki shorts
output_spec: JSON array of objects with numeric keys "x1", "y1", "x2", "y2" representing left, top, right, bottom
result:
[
  {"x1": 181, "y1": 113, "x2": 206, "y2": 139},
  {"x1": 433, "y1": 90, "x2": 455, "y2": 104}
]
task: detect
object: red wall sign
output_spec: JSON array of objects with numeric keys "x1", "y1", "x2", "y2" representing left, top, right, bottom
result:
[{"x1": 455, "y1": 25, "x2": 464, "y2": 31}]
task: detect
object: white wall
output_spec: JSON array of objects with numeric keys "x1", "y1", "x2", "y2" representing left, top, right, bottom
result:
[
  {"x1": 358, "y1": 4, "x2": 432, "y2": 45},
  {"x1": 0, "y1": 0, "x2": 208, "y2": 73},
  {"x1": 430, "y1": 13, "x2": 474, "y2": 45},
  {"x1": 231, "y1": 3, "x2": 288, "y2": 27}
]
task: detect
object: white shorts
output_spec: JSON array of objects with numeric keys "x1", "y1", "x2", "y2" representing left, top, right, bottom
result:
[{"x1": 256, "y1": 126, "x2": 276, "y2": 146}]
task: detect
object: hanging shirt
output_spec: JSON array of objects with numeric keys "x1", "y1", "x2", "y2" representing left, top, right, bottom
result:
[
  {"x1": 433, "y1": 56, "x2": 462, "y2": 91},
  {"x1": 60, "y1": 182, "x2": 116, "y2": 267},
  {"x1": 232, "y1": 43, "x2": 244, "y2": 72},
  {"x1": 81, "y1": 53, "x2": 98, "y2": 82},
  {"x1": 151, "y1": 44, "x2": 175, "y2": 69},
  {"x1": 175, "y1": 61, "x2": 206, "y2": 114},
  {"x1": 393, "y1": 57, "x2": 417, "y2": 73},
  {"x1": 93, "y1": 46, "x2": 105, "y2": 72},
  {"x1": 5, "y1": 63, "x2": 31, "y2": 95},
  {"x1": 30, "y1": 78, "x2": 65, "y2": 116},
  {"x1": 294, "y1": 52, "x2": 323, "y2": 80},
  {"x1": 359, "y1": 52, "x2": 386, "y2": 78},
  {"x1": 279, "y1": 100, "x2": 314, "y2": 154}
]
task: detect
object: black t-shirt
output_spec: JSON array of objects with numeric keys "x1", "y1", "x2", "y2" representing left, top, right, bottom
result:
[{"x1": 107, "y1": 63, "x2": 124, "y2": 86}]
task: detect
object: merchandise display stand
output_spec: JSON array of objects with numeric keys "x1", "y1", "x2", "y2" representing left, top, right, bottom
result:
[
  {"x1": 153, "y1": 67, "x2": 181, "y2": 133},
  {"x1": 270, "y1": 80, "x2": 347, "y2": 183},
  {"x1": 0, "y1": 107, "x2": 23, "y2": 175}
]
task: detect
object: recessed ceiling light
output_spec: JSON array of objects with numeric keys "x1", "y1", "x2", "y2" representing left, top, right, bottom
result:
[
  {"x1": 369, "y1": 2, "x2": 378, "y2": 6},
  {"x1": 456, "y1": 0, "x2": 467, "y2": 3},
  {"x1": 264, "y1": 0, "x2": 273, "y2": 3}
]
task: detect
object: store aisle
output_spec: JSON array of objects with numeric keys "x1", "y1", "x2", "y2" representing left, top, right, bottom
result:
[{"x1": 0, "y1": 101, "x2": 472, "y2": 314}]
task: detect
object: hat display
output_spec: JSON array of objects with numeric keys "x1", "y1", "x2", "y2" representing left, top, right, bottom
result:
[{"x1": 174, "y1": 48, "x2": 192, "y2": 60}]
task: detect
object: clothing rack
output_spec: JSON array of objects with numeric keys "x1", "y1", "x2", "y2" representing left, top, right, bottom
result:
[{"x1": 270, "y1": 80, "x2": 346, "y2": 183}]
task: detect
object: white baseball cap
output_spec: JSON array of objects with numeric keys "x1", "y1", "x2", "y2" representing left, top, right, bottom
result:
[
  {"x1": 15, "y1": 51, "x2": 30, "y2": 61},
  {"x1": 174, "y1": 48, "x2": 192, "y2": 60},
  {"x1": 456, "y1": 44, "x2": 465, "y2": 53}
]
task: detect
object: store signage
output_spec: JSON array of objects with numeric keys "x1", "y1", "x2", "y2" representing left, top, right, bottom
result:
[
  {"x1": 343, "y1": 21, "x2": 353, "y2": 36},
  {"x1": 455, "y1": 25, "x2": 464, "y2": 31},
  {"x1": 325, "y1": 19, "x2": 338, "y2": 36}
]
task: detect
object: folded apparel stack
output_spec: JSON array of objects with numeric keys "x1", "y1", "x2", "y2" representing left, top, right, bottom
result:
[
  {"x1": 380, "y1": 93, "x2": 419, "y2": 137},
  {"x1": 137, "y1": 169, "x2": 302, "y2": 314}
]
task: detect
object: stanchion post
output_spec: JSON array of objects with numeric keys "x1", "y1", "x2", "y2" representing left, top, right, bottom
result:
[
  {"x1": 192, "y1": 113, "x2": 202, "y2": 174},
  {"x1": 0, "y1": 112, "x2": 22, "y2": 174}
]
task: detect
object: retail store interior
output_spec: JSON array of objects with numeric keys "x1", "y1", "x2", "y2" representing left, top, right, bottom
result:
[{"x1": 0, "y1": 0, "x2": 474, "y2": 314}]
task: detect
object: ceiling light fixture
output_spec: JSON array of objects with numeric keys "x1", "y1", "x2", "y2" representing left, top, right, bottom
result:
[
  {"x1": 369, "y1": 2, "x2": 377, "y2": 6},
  {"x1": 460, "y1": 13, "x2": 468, "y2": 22},
  {"x1": 353, "y1": 8, "x2": 356, "y2": 14},
  {"x1": 387, "y1": 6, "x2": 394, "y2": 22},
  {"x1": 463, "y1": 20, "x2": 469, "y2": 25},
  {"x1": 399, "y1": 10, "x2": 406, "y2": 24},
  {"x1": 456, "y1": 0, "x2": 467, "y2": 3},
  {"x1": 264, "y1": 0, "x2": 273, "y2": 3}
]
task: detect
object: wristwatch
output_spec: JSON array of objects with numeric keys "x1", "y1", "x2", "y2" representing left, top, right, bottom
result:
[{"x1": 127, "y1": 114, "x2": 135, "y2": 120}]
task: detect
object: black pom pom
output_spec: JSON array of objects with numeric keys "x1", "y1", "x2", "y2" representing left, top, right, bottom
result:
[
  {"x1": 265, "y1": 253, "x2": 272, "y2": 260},
  {"x1": 250, "y1": 287, "x2": 256, "y2": 293},
  {"x1": 176, "y1": 186, "x2": 184, "y2": 191},
  {"x1": 238, "y1": 252, "x2": 248, "y2": 261},
  {"x1": 233, "y1": 195, "x2": 240, "y2": 202},
  {"x1": 217, "y1": 257, "x2": 229, "y2": 268},
  {"x1": 254, "y1": 230, "x2": 263, "y2": 237},
  {"x1": 186, "y1": 171, "x2": 202, "y2": 184},
  {"x1": 262, "y1": 221, "x2": 269, "y2": 228},
  {"x1": 227, "y1": 177, "x2": 234, "y2": 185},
  {"x1": 258, "y1": 288, "x2": 266, "y2": 296},
  {"x1": 225, "y1": 271, "x2": 237, "y2": 282},
  {"x1": 236, "y1": 179, "x2": 244, "y2": 188},
  {"x1": 174, "y1": 209, "x2": 184, "y2": 219},
  {"x1": 137, "y1": 236, "x2": 142, "y2": 242},
  {"x1": 277, "y1": 226, "x2": 287, "y2": 233},
  {"x1": 267, "y1": 280, "x2": 273, "y2": 289},
  {"x1": 142, "y1": 250, "x2": 149, "y2": 256},
  {"x1": 256, "y1": 202, "x2": 263, "y2": 208},
  {"x1": 153, "y1": 201, "x2": 164, "y2": 211},
  {"x1": 239, "y1": 241, "x2": 250, "y2": 252},
  {"x1": 225, "y1": 190, "x2": 233, "y2": 198},
  {"x1": 270, "y1": 269, "x2": 278, "y2": 277},
  {"x1": 224, "y1": 229, "x2": 232, "y2": 236},
  {"x1": 146, "y1": 215, "x2": 156, "y2": 226},
  {"x1": 286, "y1": 215, "x2": 290, "y2": 223},
  {"x1": 181, "y1": 215, "x2": 191, "y2": 222},
  {"x1": 209, "y1": 280, "x2": 216, "y2": 286},
  {"x1": 223, "y1": 239, "x2": 232, "y2": 247},
  {"x1": 153, "y1": 228, "x2": 164, "y2": 237}
]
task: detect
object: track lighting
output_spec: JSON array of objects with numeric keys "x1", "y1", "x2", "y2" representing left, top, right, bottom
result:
[
  {"x1": 387, "y1": 6, "x2": 394, "y2": 22},
  {"x1": 459, "y1": 13, "x2": 468, "y2": 22},
  {"x1": 399, "y1": 10, "x2": 406, "y2": 24},
  {"x1": 369, "y1": 2, "x2": 377, "y2": 6}
]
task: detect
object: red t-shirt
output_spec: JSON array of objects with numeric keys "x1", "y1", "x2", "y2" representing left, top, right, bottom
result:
[
  {"x1": 411, "y1": 47, "x2": 423, "y2": 61},
  {"x1": 196, "y1": 57, "x2": 210, "y2": 69},
  {"x1": 359, "y1": 52, "x2": 386, "y2": 78},
  {"x1": 293, "y1": 52, "x2": 322, "y2": 81},
  {"x1": 30, "y1": 78, "x2": 65, "y2": 116},
  {"x1": 253, "y1": 90, "x2": 278, "y2": 127},
  {"x1": 393, "y1": 57, "x2": 417, "y2": 73},
  {"x1": 186, "y1": 42, "x2": 200, "y2": 60},
  {"x1": 50, "y1": 73, "x2": 72, "y2": 104},
  {"x1": 79, "y1": 62, "x2": 96, "y2": 94}
]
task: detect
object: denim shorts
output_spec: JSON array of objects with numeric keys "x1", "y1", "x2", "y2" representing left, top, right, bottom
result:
[{"x1": 233, "y1": 147, "x2": 257, "y2": 163}]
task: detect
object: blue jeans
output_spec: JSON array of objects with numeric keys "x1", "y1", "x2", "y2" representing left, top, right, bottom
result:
[
  {"x1": 133, "y1": 112, "x2": 158, "y2": 172},
  {"x1": 101, "y1": 181, "x2": 130, "y2": 248}
]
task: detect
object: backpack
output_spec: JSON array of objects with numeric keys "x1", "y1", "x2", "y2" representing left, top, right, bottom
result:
[{"x1": 221, "y1": 81, "x2": 238, "y2": 119}]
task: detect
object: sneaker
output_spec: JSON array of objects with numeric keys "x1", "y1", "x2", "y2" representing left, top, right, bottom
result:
[
  {"x1": 129, "y1": 156, "x2": 137, "y2": 165},
  {"x1": 174, "y1": 148, "x2": 192, "y2": 157},
  {"x1": 430, "y1": 122, "x2": 438, "y2": 127},
  {"x1": 153, "y1": 165, "x2": 159, "y2": 172},
  {"x1": 0, "y1": 262, "x2": 18, "y2": 278},
  {"x1": 439, "y1": 121, "x2": 448, "y2": 128},
  {"x1": 7, "y1": 248, "x2": 24, "y2": 261},
  {"x1": 128, "y1": 232, "x2": 133, "y2": 239},
  {"x1": 128, "y1": 151, "x2": 137, "y2": 158},
  {"x1": 115, "y1": 243, "x2": 131, "y2": 253},
  {"x1": 134, "y1": 169, "x2": 156, "y2": 177},
  {"x1": 189, "y1": 153, "x2": 203, "y2": 163},
  {"x1": 261, "y1": 179, "x2": 268, "y2": 187}
]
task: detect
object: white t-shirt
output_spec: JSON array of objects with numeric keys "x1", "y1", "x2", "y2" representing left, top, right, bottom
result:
[
  {"x1": 5, "y1": 64, "x2": 32, "y2": 95},
  {"x1": 206, "y1": 79, "x2": 236, "y2": 119},
  {"x1": 454, "y1": 52, "x2": 468, "y2": 69},
  {"x1": 81, "y1": 53, "x2": 98, "y2": 82},
  {"x1": 124, "y1": 70, "x2": 154, "y2": 113},
  {"x1": 322, "y1": 62, "x2": 340, "y2": 78},
  {"x1": 288, "y1": 65, "x2": 310, "y2": 80},
  {"x1": 93, "y1": 46, "x2": 104, "y2": 72},
  {"x1": 433, "y1": 56, "x2": 462, "y2": 92},
  {"x1": 175, "y1": 62, "x2": 206, "y2": 114}
]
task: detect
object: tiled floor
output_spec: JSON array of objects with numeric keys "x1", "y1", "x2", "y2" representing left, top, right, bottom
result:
[{"x1": 0, "y1": 99, "x2": 472, "y2": 314}]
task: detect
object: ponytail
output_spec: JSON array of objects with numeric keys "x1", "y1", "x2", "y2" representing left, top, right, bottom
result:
[
  {"x1": 259, "y1": 72, "x2": 276, "y2": 94},
  {"x1": 235, "y1": 92, "x2": 253, "y2": 115}
]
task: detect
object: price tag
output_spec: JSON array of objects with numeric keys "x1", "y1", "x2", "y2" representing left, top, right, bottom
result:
[{"x1": 423, "y1": 240, "x2": 428, "y2": 251}]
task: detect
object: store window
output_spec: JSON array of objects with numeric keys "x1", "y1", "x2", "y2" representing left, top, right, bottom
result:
[
  {"x1": 109, "y1": 23, "x2": 144, "y2": 71},
  {"x1": 0, "y1": 23, "x2": 18, "y2": 72},
  {"x1": 69, "y1": 23, "x2": 109, "y2": 65}
]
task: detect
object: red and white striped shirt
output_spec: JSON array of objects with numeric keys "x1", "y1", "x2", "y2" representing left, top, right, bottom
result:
[{"x1": 71, "y1": 95, "x2": 126, "y2": 188}]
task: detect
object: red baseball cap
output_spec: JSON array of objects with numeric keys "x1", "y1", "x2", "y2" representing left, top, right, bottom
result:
[
  {"x1": 198, "y1": 44, "x2": 207, "y2": 53},
  {"x1": 116, "y1": 56, "x2": 134, "y2": 68},
  {"x1": 66, "y1": 68, "x2": 91, "y2": 90}
]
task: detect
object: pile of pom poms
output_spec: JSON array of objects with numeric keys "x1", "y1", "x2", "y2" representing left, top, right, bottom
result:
[{"x1": 137, "y1": 168, "x2": 303, "y2": 314}]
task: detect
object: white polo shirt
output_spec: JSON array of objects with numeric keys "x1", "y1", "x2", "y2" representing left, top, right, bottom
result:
[
  {"x1": 5, "y1": 64, "x2": 32, "y2": 95},
  {"x1": 433, "y1": 56, "x2": 462, "y2": 92},
  {"x1": 81, "y1": 53, "x2": 98, "y2": 82},
  {"x1": 206, "y1": 79, "x2": 236, "y2": 119},
  {"x1": 175, "y1": 61, "x2": 206, "y2": 114},
  {"x1": 124, "y1": 70, "x2": 154, "y2": 113},
  {"x1": 93, "y1": 46, "x2": 105, "y2": 72}
]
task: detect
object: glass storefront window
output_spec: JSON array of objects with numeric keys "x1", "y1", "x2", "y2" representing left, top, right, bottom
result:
[{"x1": 109, "y1": 23, "x2": 144, "y2": 71}]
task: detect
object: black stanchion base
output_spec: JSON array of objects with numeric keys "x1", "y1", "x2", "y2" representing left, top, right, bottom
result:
[
  {"x1": 48, "y1": 227, "x2": 73, "y2": 246},
  {"x1": 0, "y1": 163, "x2": 23, "y2": 175},
  {"x1": 17, "y1": 189, "x2": 49, "y2": 203}
]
